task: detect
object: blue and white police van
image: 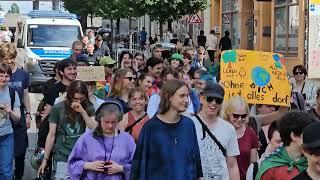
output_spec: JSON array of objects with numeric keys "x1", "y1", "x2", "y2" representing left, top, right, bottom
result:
[{"x1": 14, "y1": 10, "x2": 83, "y2": 91}]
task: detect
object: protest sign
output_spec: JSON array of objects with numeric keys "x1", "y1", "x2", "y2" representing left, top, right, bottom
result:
[
  {"x1": 76, "y1": 66, "x2": 105, "y2": 81},
  {"x1": 220, "y1": 50, "x2": 291, "y2": 106}
]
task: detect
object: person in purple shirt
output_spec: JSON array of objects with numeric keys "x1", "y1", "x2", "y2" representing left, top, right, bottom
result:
[{"x1": 68, "y1": 101, "x2": 136, "y2": 180}]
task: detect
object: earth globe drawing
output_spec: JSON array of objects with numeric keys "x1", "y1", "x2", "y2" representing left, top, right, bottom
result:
[{"x1": 251, "y1": 67, "x2": 271, "y2": 87}]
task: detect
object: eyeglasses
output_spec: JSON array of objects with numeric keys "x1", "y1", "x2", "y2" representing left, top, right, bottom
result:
[
  {"x1": 206, "y1": 96, "x2": 223, "y2": 104},
  {"x1": 232, "y1": 114, "x2": 248, "y2": 119},
  {"x1": 293, "y1": 71, "x2": 304, "y2": 75},
  {"x1": 125, "y1": 77, "x2": 135, "y2": 81}
]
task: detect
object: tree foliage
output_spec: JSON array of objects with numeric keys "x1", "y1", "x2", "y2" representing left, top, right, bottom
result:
[
  {"x1": 138, "y1": 0, "x2": 209, "y2": 23},
  {"x1": 8, "y1": 3, "x2": 20, "y2": 14}
]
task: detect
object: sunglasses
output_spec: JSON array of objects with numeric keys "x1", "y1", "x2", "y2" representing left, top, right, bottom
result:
[
  {"x1": 232, "y1": 114, "x2": 248, "y2": 119},
  {"x1": 125, "y1": 77, "x2": 135, "y2": 81},
  {"x1": 206, "y1": 96, "x2": 223, "y2": 104},
  {"x1": 74, "y1": 48, "x2": 82, "y2": 52},
  {"x1": 293, "y1": 71, "x2": 304, "y2": 75}
]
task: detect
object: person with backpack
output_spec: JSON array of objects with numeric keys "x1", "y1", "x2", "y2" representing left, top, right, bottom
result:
[
  {"x1": 189, "y1": 82, "x2": 240, "y2": 180},
  {"x1": 117, "y1": 87, "x2": 149, "y2": 142},
  {"x1": 0, "y1": 63, "x2": 21, "y2": 180},
  {"x1": 38, "y1": 80, "x2": 96, "y2": 179},
  {"x1": 0, "y1": 43, "x2": 32, "y2": 180}
]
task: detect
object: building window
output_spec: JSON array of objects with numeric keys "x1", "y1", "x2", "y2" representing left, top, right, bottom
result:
[
  {"x1": 274, "y1": 0, "x2": 299, "y2": 56},
  {"x1": 222, "y1": 0, "x2": 239, "y2": 49}
]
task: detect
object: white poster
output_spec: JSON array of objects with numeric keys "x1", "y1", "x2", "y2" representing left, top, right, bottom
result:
[{"x1": 308, "y1": 0, "x2": 320, "y2": 78}]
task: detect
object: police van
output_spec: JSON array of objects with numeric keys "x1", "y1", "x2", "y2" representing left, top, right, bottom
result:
[{"x1": 14, "y1": 10, "x2": 83, "y2": 91}]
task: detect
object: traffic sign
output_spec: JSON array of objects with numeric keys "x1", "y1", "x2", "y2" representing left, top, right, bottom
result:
[{"x1": 188, "y1": 14, "x2": 202, "y2": 24}]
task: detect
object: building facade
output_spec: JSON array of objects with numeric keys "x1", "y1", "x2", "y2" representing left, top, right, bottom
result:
[{"x1": 209, "y1": 0, "x2": 305, "y2": 75}]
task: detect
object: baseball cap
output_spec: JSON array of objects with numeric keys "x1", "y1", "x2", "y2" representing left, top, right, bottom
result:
[
  {"x1": 303, "y1": 122, "x2": 320, "y2": 152},
  {"x1": 99, "y1": 56, "x2": 117, "y2": 66},
  {"x1": 202, "y1": 82, "x2": 225, "y2": 99}
]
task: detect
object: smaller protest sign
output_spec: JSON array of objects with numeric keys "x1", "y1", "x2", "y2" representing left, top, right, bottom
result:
[{"x1": 76, "y1": 66, "x2": 105, "y2": 81}]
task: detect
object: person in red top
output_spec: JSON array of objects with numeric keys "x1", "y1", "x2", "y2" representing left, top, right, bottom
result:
[
  {"x1": 221, "y1": 96, "x2": 259, "y2": 180},
  {"x1": 117, "y1": 87, "x2": 149, "y2": 142},
  {"x1": 255, "y1": 111, "x2": 316, "y2": 180}
]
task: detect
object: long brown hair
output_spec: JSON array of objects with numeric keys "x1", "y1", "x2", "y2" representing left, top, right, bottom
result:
[
  {"x1": 109, "y1": 68, "x2": 133, "y2": 97},
  {"x1": 158, "y1": 79, "x2": 186, "y2": 114},
  {"x1": 64, "y1": 80, "x2": 91, "y2": 122}
]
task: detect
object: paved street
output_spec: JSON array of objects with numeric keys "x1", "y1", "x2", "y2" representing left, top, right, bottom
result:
[{"x1": 23, "y1": 93, "x2": 43, "y2": 180}]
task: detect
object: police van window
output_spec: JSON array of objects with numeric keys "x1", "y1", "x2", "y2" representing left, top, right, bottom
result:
[{"x1": 27, "y1": 24, "x2": 81, "y2": 47}]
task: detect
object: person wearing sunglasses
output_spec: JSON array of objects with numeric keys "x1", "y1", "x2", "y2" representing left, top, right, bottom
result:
[
  {"x1": 189, "y1": 82, "x2": 240, "y2": 180},
  {"x1": 221, "y1": 96, "x2": 259, "y2": 180},
  {"x1": 68, "y1": 101, "x2": 136, "y2": 180},
  {"x1": 290, "y1": 65, "x2": 316, "y2": 109},
  {"x1": 106, "y1": 68, "x2": 135, "y2": 114},
  {"x1": 293, "y1": 122, "x2": 320, "y2": 180}
]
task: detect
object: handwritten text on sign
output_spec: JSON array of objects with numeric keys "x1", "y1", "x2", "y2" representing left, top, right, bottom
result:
[
  {"x1": 220, "y1": 50, "x2": 291, "y2": 106},
  {"x1": 77, "y1": 66, "x2": 105, "y2": 81}
]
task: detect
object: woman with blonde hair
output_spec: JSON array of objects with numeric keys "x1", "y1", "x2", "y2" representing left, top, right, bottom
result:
[
  {"x1": 221, "y1": 96, "x2": 259, "y2": 180},
  {"x1": 106, "y1": 68, "x2": 135, "y2": 114}
]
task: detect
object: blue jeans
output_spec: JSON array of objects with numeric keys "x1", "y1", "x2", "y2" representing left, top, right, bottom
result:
[{"x1": 0, "y1": 133, "x2": 14, "y2": 180}]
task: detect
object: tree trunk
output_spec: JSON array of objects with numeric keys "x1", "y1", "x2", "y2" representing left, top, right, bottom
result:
[
  {"x1": 167, "y1": 21, "x2": 172, "y2": 32},
  {"x1": 52, "y1": 0, "x2": 59, "y2": 10},
  {"x1": 79, "y1": 16, "x2": 88, "y2": 32},
  {"x1": 116, "y1": 18, "x2": 120, "y2": 35},
  {"x1": 110, "y1": 19, "x2": 114, "y2": 53},
  {"x1": 159, "y1": 21, "x2": 163, "y2": 42},
  {"x1": 33, "y1": 0, "x2": 39, "y2": 10},
  {"x1": 91, "y1": 15, "x2": 93, "y2": 27}
]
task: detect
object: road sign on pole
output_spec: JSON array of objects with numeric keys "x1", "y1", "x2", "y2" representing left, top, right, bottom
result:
[{"x1": 188, "y1": 13, "x2": 202, "y2": 24}]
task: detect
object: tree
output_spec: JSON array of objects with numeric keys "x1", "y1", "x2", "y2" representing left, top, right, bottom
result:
[
  {"x1": 8, "y1": 3, "x2": 20, "y2": 14},
  {"x1": 62, "y1": 0, "x2": 99, "y2": 30},
  {"x1": 135, "y1": 0, "x2": 209, "y2": 39}
]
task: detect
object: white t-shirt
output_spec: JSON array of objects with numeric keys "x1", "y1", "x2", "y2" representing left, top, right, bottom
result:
[{"x1": 190, "y1": 116, "x2": 240, "y2": 180}]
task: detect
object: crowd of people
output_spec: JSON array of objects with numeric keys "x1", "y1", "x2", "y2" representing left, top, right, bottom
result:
[{"x1": 0, "y1": 26, "x2": 319, "y2": 180}]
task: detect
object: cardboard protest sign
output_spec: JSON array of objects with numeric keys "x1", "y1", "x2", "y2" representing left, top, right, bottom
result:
[
  {"x1": 220, "y1": 50, "x2": 291, "y2": 106},
  {"x1": 76, "y1": 66, "x2": 105, "y2": 81}
]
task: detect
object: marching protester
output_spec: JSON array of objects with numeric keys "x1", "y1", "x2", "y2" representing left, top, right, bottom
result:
[
  {"x1": 147, "y1": 67, "x2": 181, "y2": 117},
  {"x1": 256, "y1": 111, "x2": 316, "y2": 180},
  {"x1": 136, "y1": 73, "x2": 154, "y2": 97},
  {"x1": 290, "y1": 65, "x2": 316, "y2": 109},
  {"x1": 293, "y1": 122, "x2": 320, "y2": 179},
  {"x1": 132, "y1": 52, "x2": 146, "y2": 75},
  {"x1": 0, "y1": 43, "x2": 31, "y2": 180},
  {"x1": 190, "y1": 82, "x2": 240, "y2": 180},
  {"x1": 144, "y1": 57, "x2": 164, "y2": 96},
  {"x1": 246, "y1": 121, "x2": 282, "y2": 180},
  {"x1": 130, "y1": 79, "x2": 203, "y2": 179},
  {"x1": 117, "y1": 87, "x2": 149, "y2": 142},
  {"x1": 119, "y1": 51, "x2": 133, "y2": 69},
  {"x1": 68, "y1": 101, "x2": 136, "y2": 179},
  {"x1": 0, "y1": 63, "x2": 21, "y2": 180},
  {"x1": 38, "y1": 80, "x2": 96, "y2": 179},
  {"x1": 221, "y1": 96, "x2": 259, "y2": 180},
  {"x1": 106, "y1": 68, "x2": 135, "y2": 114}
]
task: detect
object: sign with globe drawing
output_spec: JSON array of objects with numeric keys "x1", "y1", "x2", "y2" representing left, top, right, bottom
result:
[{"x1": 220, "y1": 50, "x2": 291, "y2": 106}]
